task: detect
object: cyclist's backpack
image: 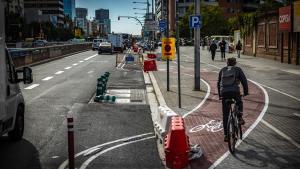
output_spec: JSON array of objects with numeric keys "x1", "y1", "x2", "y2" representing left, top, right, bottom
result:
[{"x1": 221, "y1": 66, "x2": 237, "y2": 87}]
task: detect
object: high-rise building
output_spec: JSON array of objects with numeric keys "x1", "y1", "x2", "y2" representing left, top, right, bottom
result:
[
  {"x1": 24, "y1": 0, "x2": 64, "y2": 26},
  {"x1": 5, "y1": 0, "x2": 24, "y2": 17},
  {"x1": 95, "y1": 9, "x2": 109, "y2": 21},
  {"x1": 63, "y1": 0, "x2": 75, "y2": 20},
  {"x1": 75, "y1": 7, "x2": 88, "y2": 19},
  {"x1": 95, "y1": 9, "x2": 111, "y2": 35}
]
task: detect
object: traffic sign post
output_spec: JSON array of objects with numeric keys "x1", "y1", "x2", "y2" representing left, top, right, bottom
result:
[{"x1": 193, "y1": 0, "x2": 201, "y2": 91}]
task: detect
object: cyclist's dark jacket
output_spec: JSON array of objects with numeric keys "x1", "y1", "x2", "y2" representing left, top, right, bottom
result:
[{"x1": 217, "y1": 66, "x2": 248, "y2": 97}]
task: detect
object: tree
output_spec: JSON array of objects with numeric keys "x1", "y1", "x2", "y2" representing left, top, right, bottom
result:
[{"x1": 178, "y1": 3, "x2": 230, "y2": 39}]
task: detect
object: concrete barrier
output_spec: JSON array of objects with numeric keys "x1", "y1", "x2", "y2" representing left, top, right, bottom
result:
[
  {"x1": 154, "y1": 105, "x2": 177, "y2": 143},
  {"x1": 9, "y1": 43, "x2": 92, "y2": 68}
]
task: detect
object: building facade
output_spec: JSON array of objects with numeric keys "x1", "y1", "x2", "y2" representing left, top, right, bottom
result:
[
  {"x1": 95, "y1": 9, "x2": 111, "y2": 35},
  {"x1": 75, "y1": 7, "x2": 87, "y2": 19},
  {"x1": 24, "y1": 0, "x2": 64, "y2": 26},
  {"x1": 63, "y1": 0, "x2": 75, "y2": 20},
  {"x1": 5, "y1": 0, "x2": 24, "y2": 16}
]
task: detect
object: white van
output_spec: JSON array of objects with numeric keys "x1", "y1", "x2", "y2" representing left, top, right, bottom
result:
[{"x1": 0, "y1": 47, "x2": 33, "y2": 141}]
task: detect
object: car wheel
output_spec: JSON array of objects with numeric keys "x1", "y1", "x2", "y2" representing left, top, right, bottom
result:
[
  {"x1": 8, "y1": 106, "x2": 24, "y2": 141},
  {"x1": 98, "y1": 51, "x2": 101, "y2": 54},
  {"x1": 92, "y1": 48, "x2": 95, "y2": 51}
]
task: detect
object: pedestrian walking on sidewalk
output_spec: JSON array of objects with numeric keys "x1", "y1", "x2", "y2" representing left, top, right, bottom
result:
[
  {"x1": 219, "y1": 39, "x2": 226, "y2": 61},
  {"x1": 236, "y1": 40, "x2": 242, "y2": 58},
  {"x1": 210, "y1": 40, "x2": 217, "y2": 61},
  {"x1": 217, "y1": 58, "x2": 249, "y2": 142}
]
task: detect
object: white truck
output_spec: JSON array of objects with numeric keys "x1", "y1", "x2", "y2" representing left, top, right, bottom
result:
[
  {"x1": 0, "y1": 1, "x2": 33, "y2": 141},
  {"x1": 108, "y1": 34, "x2": 124, "y2": 53}
]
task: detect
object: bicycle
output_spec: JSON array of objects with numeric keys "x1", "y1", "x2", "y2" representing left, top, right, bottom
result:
[{"x1": 225, "y1": 98, "x2": 243, "y2": 154}]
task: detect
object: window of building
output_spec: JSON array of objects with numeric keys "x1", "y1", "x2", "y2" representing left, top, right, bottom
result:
[
  {"x1": 268, "y1": 22, "x2": 277, "y2": 48},
  {"x1": 257, "y1": 23, "x2": 265, "y2": 47}
]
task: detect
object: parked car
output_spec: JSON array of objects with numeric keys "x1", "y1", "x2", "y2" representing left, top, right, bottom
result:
[
  {"x1": 98, "y1": 42, "x2": 113, "y2": 54},
  {"x1": 0, "y1": 46, "x2": 33, "y2": 141},
  {"x1": 92, "y1": 39, "x2": 106, "y2": 51},
  {"x1": 33, "y1": 40, "x2": 48, "y2": 47}
]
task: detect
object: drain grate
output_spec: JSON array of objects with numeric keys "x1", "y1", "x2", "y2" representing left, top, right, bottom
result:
[{"x1": 106, "y1": 89, "x2": 146, "y2": 104}]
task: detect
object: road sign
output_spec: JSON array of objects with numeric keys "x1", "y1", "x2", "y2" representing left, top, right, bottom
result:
[
  {"x1": 144, "y1": 21, "x2": 159, "y2": 31},
  {"x1": 162, "y1": 38, "x2": 176, "y2": 60},
  {"x1": 189, "y1": 15, "x2": 202, "y2": 28},
  {"x1": 159, "y1": 20, "x2": 167, "y2": 32}
]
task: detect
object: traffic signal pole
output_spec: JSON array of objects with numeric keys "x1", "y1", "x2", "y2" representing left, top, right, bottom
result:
[
  {"x1": 175, "y1": 1, "x2": 182, "y2": 108},
  {"x1": 194, "y1": 0, "x2": 201, "y2": 91}
]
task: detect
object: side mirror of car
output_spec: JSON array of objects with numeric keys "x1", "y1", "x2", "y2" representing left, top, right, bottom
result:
[{"x1": 23, "y1": 67, "x2": 33, "y2": 84}]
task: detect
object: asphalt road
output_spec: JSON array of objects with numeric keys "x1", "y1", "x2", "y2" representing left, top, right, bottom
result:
[{"x1": 0, "y1": 50, "x2": 163, "y2": 169}]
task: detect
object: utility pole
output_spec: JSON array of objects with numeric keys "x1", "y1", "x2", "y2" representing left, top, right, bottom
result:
[
  {"x1": 166, "y1": 0, "x2": 170, "y2": 91},
  {"x1": 194, "y1": 0, "x2": 201, "y2": 91},
  {"x1": 175, "y1": 0, "x2": 181, "y2": 108}
]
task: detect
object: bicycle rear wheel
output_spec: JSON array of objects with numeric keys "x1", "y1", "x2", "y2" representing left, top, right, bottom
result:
[{"x1": 227, "y1": 118, "x2": 236, "y2": 154}]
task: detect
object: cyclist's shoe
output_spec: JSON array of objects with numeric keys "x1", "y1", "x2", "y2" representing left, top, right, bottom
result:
[
  {"x1": 239, "y1": 117, "x2": 245, "y2": 125},
  {"x1": 224, "y1": 135, "x2": 229, "y2": 142}
]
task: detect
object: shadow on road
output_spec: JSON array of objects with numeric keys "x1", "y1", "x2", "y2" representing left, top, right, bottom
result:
[{"x1": 0, "y1": 136, "x2": 41, "y2": 169}]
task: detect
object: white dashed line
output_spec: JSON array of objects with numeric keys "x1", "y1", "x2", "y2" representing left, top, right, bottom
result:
[
  {"x1": 294, "y1": 113, "x2": 300, "y2": 117},
  {"x1": 55, "y1": 71, "x2": 64, "y2": 75},
  {"x1": 64, "y1": 67, "x2": 71, "y2": 70},
  {"x1": 84, "y1": 54, "x2": 97, "y2": 61},
  {"x1": 79, "y1": 61, "x2": 84, "y2": 63},
  {"x1": 42, "y1": 76, "x2": 53, "y2": 81},
  {"x1": 73, "y1": 63, "x2": 78, "y2": 66},
  {"x1": 24, "y1": 84, "x2": 40, "y2": 90},
  {"x1": 88, "y1": 71, "x2": 94, "y2": 74}
]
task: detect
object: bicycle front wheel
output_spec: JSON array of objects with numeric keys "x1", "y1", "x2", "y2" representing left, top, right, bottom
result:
[
  {"x1": 239, "y1": 124, "x2": 243, "y2": 140},
  {"x1": 227, "y1": 118, "x2": 236, "y2": 154}
]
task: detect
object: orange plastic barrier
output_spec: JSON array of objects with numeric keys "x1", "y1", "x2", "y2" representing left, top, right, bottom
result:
[
  {"x1": 143, "y1": 59, "x2": 157, "y2": 72},
  {"x1": 147, "y1": 53, "x2": 157, "y2": 59},
  {"x1": 165, "y1": 116, "x2": 190, "y2": 169}
]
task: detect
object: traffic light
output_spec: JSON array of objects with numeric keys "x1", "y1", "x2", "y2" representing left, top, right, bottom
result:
[{"x1": 118, "y1": 16, "x2": 120, "y2": 20}]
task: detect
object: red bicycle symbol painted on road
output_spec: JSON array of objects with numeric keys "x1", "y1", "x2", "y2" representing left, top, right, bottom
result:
[{"x1": 189, "y1": 120, "x2": 223, "y2": 133}]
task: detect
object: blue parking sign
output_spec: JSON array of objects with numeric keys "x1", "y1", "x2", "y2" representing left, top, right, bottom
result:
[
  {"x1": 159, "y1": 20, "x2": 167, "y2": 32},
  {"x1": 189, "y1": 15, "x2": 202, "y2": 28}
]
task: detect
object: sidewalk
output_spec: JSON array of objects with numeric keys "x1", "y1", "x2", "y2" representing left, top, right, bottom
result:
[{"x1": 146, "y1": 47, "x2": 300, "y2": 169}]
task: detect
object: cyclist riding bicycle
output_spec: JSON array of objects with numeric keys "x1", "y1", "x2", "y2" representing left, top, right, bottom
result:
[{"x1": 217, "y1": 57, "x2": 249, "y2": 142}]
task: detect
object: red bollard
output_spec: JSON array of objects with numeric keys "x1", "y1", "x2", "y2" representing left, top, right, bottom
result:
[
  {"x1": 67, "y1": 115, "x2": 75, "y2": 169},
  {"x1": 143, "y1": 59, "x2": 158, "y2": 72}
]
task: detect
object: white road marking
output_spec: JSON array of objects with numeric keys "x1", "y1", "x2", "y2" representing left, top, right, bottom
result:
[
  {"x1": 24, "y1": 84, "x2": 40, "y2": 90},
  {"x1": 64, "y1": 67, "x2": 71, "y2": 70},
  {"x1": 259, "y1": 83, "x2": 300, "y2": 102},
  {"x1": 52, "y1": 156, "x2": 59, "y2": 159},
  {"x1": 58, "y1": 132, "x2": 153, "y2": 169},
  {"x1": 84, "y1": 54, "x2": 97, "y2": 61},
  {"x1": 72, "y1": 63, "x2": 78, "y2": 66},
  {"x1": 55, "y1": 71, "x2": 64, "y2": 75},
  {"x1": 42, "y1": 76, "x2": 53, "y2": 81},
  {"x1": 261, "y1": 119, "x2": 300, "y2": 149},
  {"x1": 282, "y1": 69, "x2": 300, "y2": 75},
  {"x1": 294, "y1": 113, "x2": 300, "y2": 117},
  {"x1": 79, "y1": 136, "x2": 155, "y2": 169},
  {"x1": 87, "y1": 71, "x2": 94, "y2": 74},
  {"x1": 79, "y1": 61, "x2": 84, "y2": 63}
]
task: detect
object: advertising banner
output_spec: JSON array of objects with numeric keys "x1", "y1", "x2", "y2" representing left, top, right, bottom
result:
[{"x1": 279, "y1": 5, "x2": 292, "y2": 32}]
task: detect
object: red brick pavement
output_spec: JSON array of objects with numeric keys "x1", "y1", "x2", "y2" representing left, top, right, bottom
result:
[{"x1": 184, "y1": 72, "x2": 265, "y2": 169}]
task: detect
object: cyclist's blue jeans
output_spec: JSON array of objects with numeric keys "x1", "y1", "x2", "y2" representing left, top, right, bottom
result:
[{"x1": 222, "y1": 92, "x2": 243, "y2": 136}]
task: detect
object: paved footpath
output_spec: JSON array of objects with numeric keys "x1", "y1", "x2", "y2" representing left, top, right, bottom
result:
[{"x1": 149, "y1": 46, "x2": 300, "y2": 169}]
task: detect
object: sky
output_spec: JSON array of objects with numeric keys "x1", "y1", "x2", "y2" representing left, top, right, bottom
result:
[{"x1": 76, "y1": 0, "x2": 153, "y2": 35}]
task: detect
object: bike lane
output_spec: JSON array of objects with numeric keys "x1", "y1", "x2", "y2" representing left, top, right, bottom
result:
[{"x1": 183, "y1": 72, "x2": 265, "y2": 169}]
